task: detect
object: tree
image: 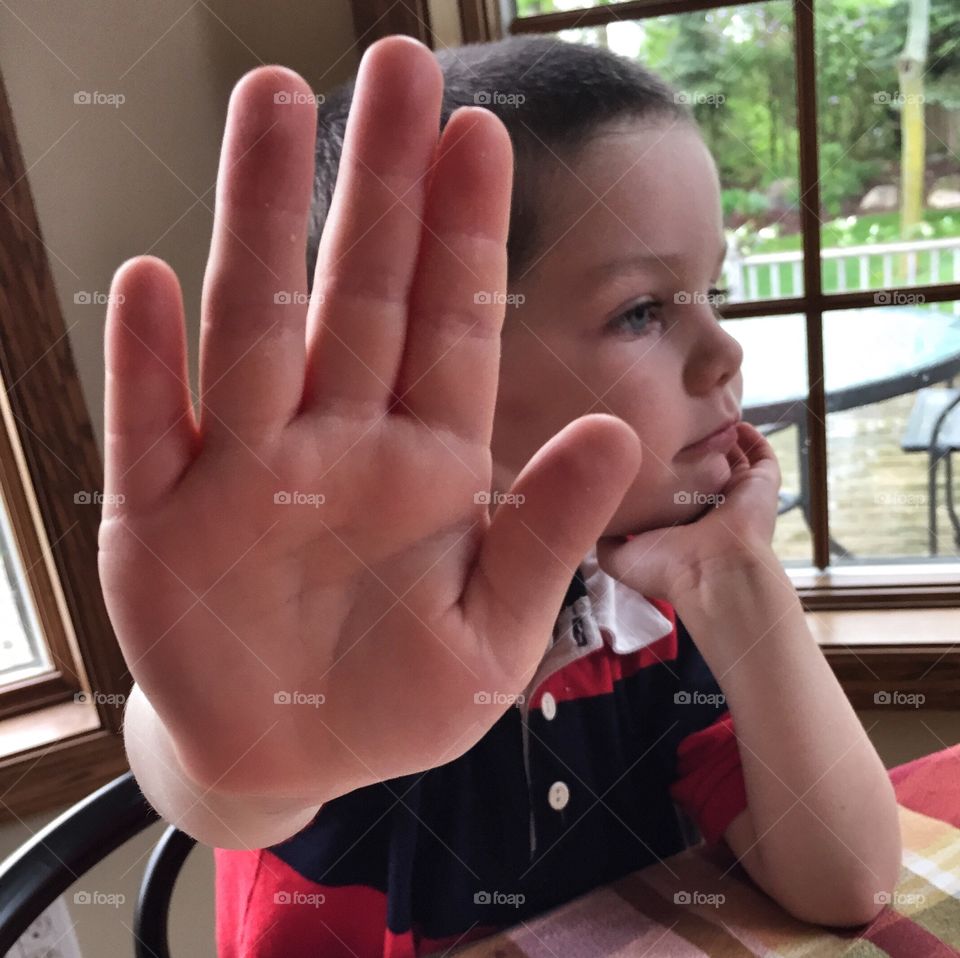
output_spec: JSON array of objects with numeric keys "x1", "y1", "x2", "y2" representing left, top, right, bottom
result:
[{"x1": 897, "y1": 0, "x2": 930, "y2": 239}]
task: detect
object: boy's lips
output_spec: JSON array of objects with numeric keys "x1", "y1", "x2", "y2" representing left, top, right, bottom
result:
[{"x1": 678, "y1": 417, "x2": 741, "y2": 456}]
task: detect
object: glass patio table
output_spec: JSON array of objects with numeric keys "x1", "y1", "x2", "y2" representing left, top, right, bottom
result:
[{"x1": 730, "y1": 307, "x2": 960, "y2": 558}]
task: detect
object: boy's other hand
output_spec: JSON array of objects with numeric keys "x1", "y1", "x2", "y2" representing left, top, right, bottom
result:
[
  {"x1": 99, "y1": 36, "x2": 642, "y2": 802},
  {"x1": 597, "y1": 422, "x2": 781, "y2": 602}
]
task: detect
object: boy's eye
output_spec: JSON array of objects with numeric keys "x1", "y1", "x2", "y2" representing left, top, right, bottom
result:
[
  {"x1": 609, "y1": 299, "x2": 661, "y2": 336},
  {"x1": 608, "y1": 287, "x2": 729, "y2": 336},
  {"x1": 708, "y1": 286, "x2": 730, "y2": 309}
]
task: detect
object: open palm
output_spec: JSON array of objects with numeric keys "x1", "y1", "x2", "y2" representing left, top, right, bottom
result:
[{"x1": 98, "y1": 36, "x2": 642, "y2": 806}]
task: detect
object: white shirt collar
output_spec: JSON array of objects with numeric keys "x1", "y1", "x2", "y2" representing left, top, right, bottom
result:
[
  {"x1": 580, "y1": 544, "x2": 675, "y2": 654},
  {"x1": 520, "y1": 544, "x2": 675, "y2": 702}
]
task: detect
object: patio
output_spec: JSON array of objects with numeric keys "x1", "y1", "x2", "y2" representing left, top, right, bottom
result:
[{"x1": 767, "y1": 389, "x2": 959, "y2": 564}]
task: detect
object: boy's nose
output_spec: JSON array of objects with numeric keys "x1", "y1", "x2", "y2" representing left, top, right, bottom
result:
[{"x1": 683, "y1": 309, "x2": 744, "y2": 396}]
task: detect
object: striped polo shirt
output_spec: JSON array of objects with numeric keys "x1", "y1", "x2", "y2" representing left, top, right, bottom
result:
[{"x1": 214, "y1": 546, "x2": 748, "y2": 957}]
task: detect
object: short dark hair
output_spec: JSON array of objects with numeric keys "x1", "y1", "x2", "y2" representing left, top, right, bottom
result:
[{"x1": 306, "y1": 34, "x2": 692, "y2": 292}]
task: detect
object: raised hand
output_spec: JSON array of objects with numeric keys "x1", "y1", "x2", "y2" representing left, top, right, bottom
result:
[{"x1": 99, "y1": 35, "x2": 642, "y2": 805}]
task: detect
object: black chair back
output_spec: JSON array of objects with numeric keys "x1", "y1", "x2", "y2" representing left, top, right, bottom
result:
[{"x1": 0, "y1": 771, "x2": 197, "y2": 957}]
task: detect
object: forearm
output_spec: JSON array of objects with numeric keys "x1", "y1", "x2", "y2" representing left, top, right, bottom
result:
[
  {"x1": 123, "y1": 683, "x2": 322, "y2": 850},
  {"x1": 671, "y1": 549, "x2": 902, "y2": 925}
]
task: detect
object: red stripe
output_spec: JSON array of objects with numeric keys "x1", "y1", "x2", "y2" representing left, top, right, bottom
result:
[
  {"x1": 668, "y1": 712, "x2": 748, "y2": 845},
  {"x1": 852, "y1": 900, "x2": 960, "y2": 957},
  {"x1": 890, "y1": 743, "x2": 960, "y2": 827},
  {"x1": 216, "y1": 848, "x2": 388, "y2": 957},
  {"x1": 527, "y1": 624, "x2": 680, "y2": 710}
]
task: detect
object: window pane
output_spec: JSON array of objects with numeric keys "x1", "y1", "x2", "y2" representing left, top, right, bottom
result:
[
  {"x1": 816, "y1": 0, "x2": 960, "y2": 295},
  {"x1": 723, "y1": 314, "x2": 813, "y2": 564},
  {"x1": 825, "y1": 301, "x2": 960, "y2": 561},
  {"x1": 0, "y1": 492, "x2": 50, "y2": 683}
]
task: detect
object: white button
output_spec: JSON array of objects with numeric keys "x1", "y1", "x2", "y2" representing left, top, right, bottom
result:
[
  {"x1": 548, "y1": 781, "x2": 569, "y2": 811},
  {"x1": 541, "y1": 692, "x2": 557, "y2": 721}
]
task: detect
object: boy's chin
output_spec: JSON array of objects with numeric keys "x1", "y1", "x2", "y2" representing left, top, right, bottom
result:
[
  {"x1": 601, "y1": 502, "x2": 699, "y2": 538},
  {"x1": 604, "y1": 481, "x2": 728, "y2": 537}
]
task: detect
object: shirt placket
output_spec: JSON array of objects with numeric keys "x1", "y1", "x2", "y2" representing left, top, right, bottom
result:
[{"x1": 516, "y1": 595, "x2": 603, "y2": 863}]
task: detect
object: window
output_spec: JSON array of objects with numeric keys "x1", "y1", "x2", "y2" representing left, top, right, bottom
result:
[
  {"x1": 0, "y1": 71, "x2": 128, "y2": 821},
  {"x1": 429, "y1": 0, "x2": 960, "y2": 615}
]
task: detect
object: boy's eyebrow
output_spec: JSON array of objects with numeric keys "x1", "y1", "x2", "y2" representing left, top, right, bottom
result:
[{"x1": 583, "y1": 237, "x2": 728, "y2": 284}]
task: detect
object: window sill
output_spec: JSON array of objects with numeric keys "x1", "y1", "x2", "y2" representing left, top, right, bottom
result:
[
  {"x1": 0, "y1": 608, "x2": 955, "y2": 822},
  {"x1": 807, "y1": 607, "x2": 959, "y2": 709},
  {"x1": 808, "y1": 607, "x2": 958, "y2": 645},
  {"x1": 0, "y1": 698, "x2": 128, "y2": 823}
]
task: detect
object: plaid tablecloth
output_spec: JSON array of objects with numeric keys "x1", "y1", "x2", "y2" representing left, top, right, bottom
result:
[{"x1": 450, "y1": 743, "x2": 960, "y2": 957}]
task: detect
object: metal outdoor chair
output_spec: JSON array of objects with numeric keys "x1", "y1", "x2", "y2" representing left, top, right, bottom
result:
[
  {"x1": 900, "y1": 386, "x2": 960, "y2": 556},
  {"x1": 756, "y1": 419, "x2": 854, "y2": 557},
  {"x1": 757, "y1": 420, "x2": 803, "y2": 517},
  {"x1": 0, "y1": 771, "x2": 196, "y2": 957}
]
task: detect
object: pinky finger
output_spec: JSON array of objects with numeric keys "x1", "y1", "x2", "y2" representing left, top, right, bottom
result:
[{"x1": 103, "y1": 257, "x2": 198, "y2": 517}]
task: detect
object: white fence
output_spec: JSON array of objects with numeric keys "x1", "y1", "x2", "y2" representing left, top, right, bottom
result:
[{"x1": 725, "y1": 236, "x2": 960, "y2": 312}]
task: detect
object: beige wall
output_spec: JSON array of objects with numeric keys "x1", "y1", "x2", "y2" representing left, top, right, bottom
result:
[
  {"x1": 0, "y1": 1, "x2": 360, "y2": 955},
  {"x1": 1, "y1": 1, "x2": 959, "y2": 955}
]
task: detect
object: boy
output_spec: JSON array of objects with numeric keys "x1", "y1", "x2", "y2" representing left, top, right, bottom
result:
[{"x1": 102, "y1": 32, "x2": 902, "y2": 958}]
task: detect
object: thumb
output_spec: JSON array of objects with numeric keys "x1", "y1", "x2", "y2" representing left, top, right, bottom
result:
[{"x1": 461, "y1": 414, "x2": 642, "y2": 683}]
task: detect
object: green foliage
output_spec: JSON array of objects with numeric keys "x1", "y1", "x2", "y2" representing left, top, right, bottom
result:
[
  {"x1": 510, "y1": 0, "x2": 959, "y2": 249},
  {"x1": 817, "y1": 145, "x2": 883, "y2": 217},
  {"x1": 721, "y1": 188, "x2": 770, "y2": 219}
]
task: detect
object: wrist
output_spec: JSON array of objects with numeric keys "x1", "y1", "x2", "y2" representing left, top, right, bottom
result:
[
  {"x1": 124, "y1": 684, "x2": 322, "y2": 848},
  {"x1": 667, "y1": 542, "x2": 782, "y2": 608}
]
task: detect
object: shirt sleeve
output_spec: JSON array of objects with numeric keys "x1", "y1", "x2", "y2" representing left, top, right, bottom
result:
[{"x1": 653, "y1": 609, "x2": 749, "y2": 846}]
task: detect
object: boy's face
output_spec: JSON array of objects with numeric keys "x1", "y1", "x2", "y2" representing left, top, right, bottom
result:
[{"x1": 492, "y1": 119, "x2": 745, "y2": 537}]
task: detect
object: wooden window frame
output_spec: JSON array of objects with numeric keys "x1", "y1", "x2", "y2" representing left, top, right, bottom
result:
[{"x1": 0, "y1": 63, "x2": 130, "y2": 822}]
